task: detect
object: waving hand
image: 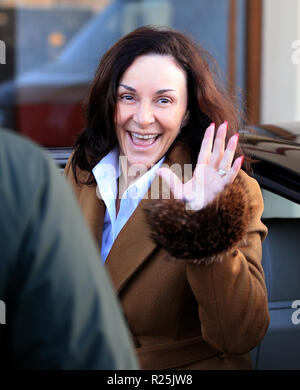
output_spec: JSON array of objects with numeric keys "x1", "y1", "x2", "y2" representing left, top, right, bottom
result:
[{"x1": 157, "y1": 122, "x2": 244, "y2": 210}]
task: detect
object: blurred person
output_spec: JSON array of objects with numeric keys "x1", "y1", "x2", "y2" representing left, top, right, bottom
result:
[
  {"x1": 0, "y1": 127, "x2": 139, "y2": 370},
  {"x1": 65, "y1": 26, "x2": 270, "y2": 370}
]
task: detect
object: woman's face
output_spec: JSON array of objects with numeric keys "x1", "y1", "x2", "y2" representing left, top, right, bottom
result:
[{"x1": 115, "y1": 54, "x2": 188, "y2": 170}]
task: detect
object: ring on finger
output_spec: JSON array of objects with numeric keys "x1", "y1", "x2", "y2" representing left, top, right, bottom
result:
[{"x1": 217, "y1": 168, "x2": 228, "y2": 177}]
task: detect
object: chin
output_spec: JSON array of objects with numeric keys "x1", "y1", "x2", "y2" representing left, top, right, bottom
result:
[
  {"x1": 126, "y1": 152, "x2": 156, "y2": 166},
  {"x1": 129, "y1": 158, "x2": 153, "y2": 169}
]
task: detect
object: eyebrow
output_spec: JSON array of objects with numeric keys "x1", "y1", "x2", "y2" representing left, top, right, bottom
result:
[{"x1": 119, "y1": 83, "x2": 176, "y2": 94}]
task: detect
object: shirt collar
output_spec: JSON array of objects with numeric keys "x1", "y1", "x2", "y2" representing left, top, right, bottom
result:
[
  {"x1": 92, "y1": 146, "x2": 119, "y2": 199},
  {"x1": 92, "y1": 146, "x2": 165, "y2": 204},
  {"x1": 124, "y1": 157, "x2": 165, "y2": 201}
]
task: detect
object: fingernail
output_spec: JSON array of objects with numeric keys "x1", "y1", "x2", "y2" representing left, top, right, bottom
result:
[
  {"x1": 224, "y1": 121, "x2": 228, "y2": 131},
  {"x1": 206, "y1": 122, "x2": 215, "y2": 136},
  {"x1": 234, "y1": 132, "x2": 240, "y2": 142},
  {"x1": 240, "y1": 156, "x2": 244, "y2": 166}
]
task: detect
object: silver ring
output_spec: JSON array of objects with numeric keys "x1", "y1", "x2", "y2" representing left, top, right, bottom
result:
[{"x1": 218, "y1": 169, "x2": 227, "y2": 177}]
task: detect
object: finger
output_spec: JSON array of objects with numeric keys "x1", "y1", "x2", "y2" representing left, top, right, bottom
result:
[
  {"x1": 218, "y1": 133, "x2": 239, "y2": 172},
  {"x1": 222, "y1": 156, "x2": 244, "y2": 185},
  {"x1": 210, "y1": 121, "x2": 228, "y2": 167},
  {"x1": 156, "y1": 168, "x2": 184, "y2": 200},
  {"x1": 197, "y1": 122, "x2": 215, "y2": 165}
]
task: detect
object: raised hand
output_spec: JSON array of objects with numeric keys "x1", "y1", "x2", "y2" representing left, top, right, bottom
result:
[{"x1": 156, "y1": 122, "x2": 244, "y2": 210}]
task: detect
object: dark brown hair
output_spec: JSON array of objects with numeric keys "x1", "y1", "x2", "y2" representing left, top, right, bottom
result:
[{"x1": 72, "y1": 25, "x2": 247, "y2": 184}]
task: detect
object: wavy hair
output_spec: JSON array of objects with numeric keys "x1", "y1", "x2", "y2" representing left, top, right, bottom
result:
[{"x1": 72, "y1": 25, "x2": 247, "y2": 184}]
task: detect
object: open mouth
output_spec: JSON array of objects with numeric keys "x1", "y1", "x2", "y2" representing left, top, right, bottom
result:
[{"x1": 127, "y1": 131, "x2": 161, "y2": 148}]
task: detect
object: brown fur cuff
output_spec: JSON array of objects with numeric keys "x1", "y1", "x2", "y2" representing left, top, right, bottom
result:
[{"x1": 144, "y1": 177, "x2": 251, "y2": 266}]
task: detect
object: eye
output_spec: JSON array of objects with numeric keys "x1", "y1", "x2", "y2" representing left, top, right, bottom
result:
[
  {"x1": 120, "y1": 94, "x2": 135, "y2": 102},
  {"x1": 158, "y1": 97, "x2": 172, "y2": 104}
]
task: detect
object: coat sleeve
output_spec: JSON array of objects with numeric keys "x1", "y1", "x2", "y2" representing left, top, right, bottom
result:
[
  {"x1": 0, "y1": 134, "x2": 138, "y2": 369},
  {"x1": 144, "y1": 170, "x2": 270, "y2": 354}
]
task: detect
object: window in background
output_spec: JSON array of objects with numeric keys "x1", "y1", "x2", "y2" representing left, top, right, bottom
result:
[{"x1": 0, "y1": 0, "x2": 247, "y2": 147}]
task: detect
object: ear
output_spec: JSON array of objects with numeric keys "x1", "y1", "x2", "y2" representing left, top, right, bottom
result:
[{"x1": 181, "y1": 110, "x2": 190, "y2": 127}]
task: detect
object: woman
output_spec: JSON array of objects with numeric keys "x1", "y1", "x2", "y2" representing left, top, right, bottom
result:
[{"x1": 64, "y1": 26, "x2": 270, "y2": 370}]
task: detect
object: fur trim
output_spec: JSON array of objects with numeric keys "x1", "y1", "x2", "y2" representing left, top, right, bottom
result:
[{"x1": 144, "y1": 177, "x2": 251, "y2": 266}]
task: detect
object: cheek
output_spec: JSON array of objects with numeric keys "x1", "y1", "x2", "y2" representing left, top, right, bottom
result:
[
  {"x1": 116, "y1": 104, "x2": 132, "y2": 126},
  {"x1": 161, "y1": 114, "x2": 184, "y2": 137},
  {"x1": 115, "y1": 107, "x2": 128, "y2": 140}
]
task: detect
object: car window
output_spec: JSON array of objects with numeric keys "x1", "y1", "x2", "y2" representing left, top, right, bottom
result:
[
  {"x1": 253, "y1": 189, "x2": 300, "y2": 369},
  {"x1": 262, "y1": 189, "x2": 300, "y2": 218}
]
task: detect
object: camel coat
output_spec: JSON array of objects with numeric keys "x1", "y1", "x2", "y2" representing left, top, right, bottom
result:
[{"x1": 64, "y1": 141, "x2": 270, "y2": 370}]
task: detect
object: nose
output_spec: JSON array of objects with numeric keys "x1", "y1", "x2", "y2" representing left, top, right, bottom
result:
[{"x1": 133, "y1": 101, "x2": 155, "y2": 128}]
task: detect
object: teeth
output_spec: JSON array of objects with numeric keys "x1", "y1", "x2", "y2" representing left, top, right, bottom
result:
[{"x1": 131, "y1": 132, "x2": 158, "y2": 140}]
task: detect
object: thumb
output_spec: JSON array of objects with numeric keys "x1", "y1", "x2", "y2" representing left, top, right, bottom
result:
[{"x1": 156, "y1": 168, "x2": 184, "y2": 200}]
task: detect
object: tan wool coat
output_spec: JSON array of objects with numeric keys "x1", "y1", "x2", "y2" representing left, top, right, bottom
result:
[{"x1": 64, "y1": 141, "x2": 270, "y2": 370}]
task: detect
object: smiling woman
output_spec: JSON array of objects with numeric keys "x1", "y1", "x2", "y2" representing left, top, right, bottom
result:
[
  {"x1": 115, "y1": 54, "x2": 188, "y2": 179},
  {"x1": 64, "y1": 26, "x2": 270, "y2": 370}
]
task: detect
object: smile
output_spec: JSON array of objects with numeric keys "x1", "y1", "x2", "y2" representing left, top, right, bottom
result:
[
  {"x1": 127, "y1": 131, "x2": 161, "y2": 148},
  {"x1": 131, "y1": 132, "x2": 158, "y2": 140}
]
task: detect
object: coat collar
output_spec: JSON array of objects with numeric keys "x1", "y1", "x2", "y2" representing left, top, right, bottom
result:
[{"x1": 87, "y1": 141, "x2": 192, "y2": 293}]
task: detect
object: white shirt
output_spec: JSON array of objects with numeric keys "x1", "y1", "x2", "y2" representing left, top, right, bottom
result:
[{"x1": 92, "y1": 146, "x2": 165, "y2": 262}]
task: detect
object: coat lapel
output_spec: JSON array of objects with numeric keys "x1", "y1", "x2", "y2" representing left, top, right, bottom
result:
[
  {"x1": 105, "y1": 141, "x2": 192, "y2": 294},
  {"x1": 105, "y1": 173, "x2": 166, "y2": 293},
  {"x1": 65, "y1": 155, "x2": 106, "y2": 250}
]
